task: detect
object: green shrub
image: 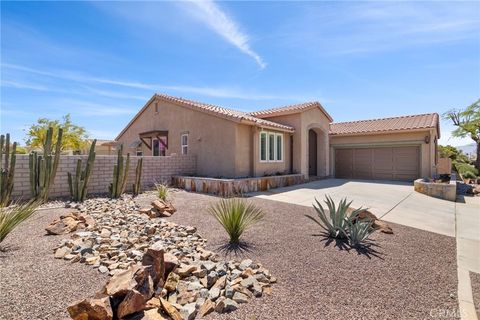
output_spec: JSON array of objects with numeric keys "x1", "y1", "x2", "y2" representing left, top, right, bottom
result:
[
  {"x1": 306, "y1": 196, "x2": 366, "y2": 239},
  {"x1": 347, "y1": 219, "x2": 374, "y2": 247},
  {"x1": 208, "y1": 198, "x2": 264, "y2": 244},
  {"x1": 0, "y1": 201, "x2": 38, "y2": 243},
  {"x1": 155, "y1": 183, "x2": 169, "y2": 201},
  {"x1": 455, "y1": 162, "x2": 478, "y2": 178}
]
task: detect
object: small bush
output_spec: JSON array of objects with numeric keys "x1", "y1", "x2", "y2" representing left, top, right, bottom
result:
[
  {"x1": 208, "y1": 198, "x2": 264, "y2": 244},
  {"x1": 306, "y1": 196, "x2": 366, "y2": 239},
  {"x1": 347, "y1": 219, "x2": 374, "y2": 247},
  {"x1": 155, "y1": 183, "x2": 169, "y2": 201},
  {"x1": 455, "y1": 162, "x2": 478, "y2": 178},
  {"x1": 0, "y1": 201, "x2": 38, "y2": 243}
]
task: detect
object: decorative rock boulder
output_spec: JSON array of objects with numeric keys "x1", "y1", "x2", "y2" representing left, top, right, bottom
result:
[
  {"x1": 67, "y1": 296, "x2": 113, "y2": 320},
  {"x1": 46, "y1": 212, "x2": 94, "y2": 235}
]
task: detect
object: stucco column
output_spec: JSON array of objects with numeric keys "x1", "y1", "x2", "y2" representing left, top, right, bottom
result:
[
  {"x1": 252, "y1": 127, "x2": 259, "y2": 177},
  {"x1": 300, "y1": 129, "x2": 309, "y2": 177}
]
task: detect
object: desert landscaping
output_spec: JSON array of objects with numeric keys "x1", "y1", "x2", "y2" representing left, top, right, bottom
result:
[
  {"x1": 0, "y1": 187, "x2": 463, "y2": 320},
  {"x1": 2, "y1": 2, "x2": 480, "y2": 318}
]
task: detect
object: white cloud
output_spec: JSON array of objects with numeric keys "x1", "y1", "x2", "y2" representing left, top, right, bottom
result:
[
  {"x1": 279, "y1": 2, "x2": 480, "y2": 55},
  {"x1": 1, "y1": 80, "x2": 49, "y2": 91},
  {"x1": 1, "y1": 63, "x2": 318, "y2": 102},
  {"x1": 186, "y1": 0, "x2": 266, "y2": 69}
]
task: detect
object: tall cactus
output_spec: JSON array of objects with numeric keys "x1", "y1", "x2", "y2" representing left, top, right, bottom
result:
[
  {"x1": 108, "y1": 144, "x2": 130, "y2": 198},
  {"x1": 29, "y1": 127, "x2": 63, "y2": 203},
  {"x1": 0, "y1": 134, "x2": 17, "y2": 206},
  {"x1": 67, "y1": 140, "x2": 96, "y2": 202},
  {"x1": 132, "y1": 157, "x2": 143, "y2": 196}
]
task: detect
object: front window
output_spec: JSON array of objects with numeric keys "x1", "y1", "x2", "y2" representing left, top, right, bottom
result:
[
  {"x1": 136, "y1": 148, "x2": 143, "y2": 156},
  {"x1": 268, "y1": 133, "x2": 275, "y2": 161},
  {"x1": 152, "y1": 137, "x2": 167, "y2": 156},
  {"x1": 276, "y1": 134, "x2": 283, "y2": 161},
  {"x1": 181, "y1": 134, "x2": 188, "y2": 155},
  {"x1": 260, "y1": 132, "x2": 267, "y2": 161},
  {"x1": 259, "y1": 131, "x2": 283, "y2": 162}
]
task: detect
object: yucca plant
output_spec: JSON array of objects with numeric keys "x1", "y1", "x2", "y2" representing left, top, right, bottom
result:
[
  {"x1": 347, "y1": 219, "x2": 374, "y2": 247},
  {"x1": 208, "y1": 198, "x2": 265, "y2": 245},
  {"x1": 306, "y1": 195, "x2": 367, "y2": 239},
  {"x1": 0, "y1": 201, "x2": 38, "y2": 243},
  {"x1": 155, "y1": 183, "x2": 169, "y2": 201}
]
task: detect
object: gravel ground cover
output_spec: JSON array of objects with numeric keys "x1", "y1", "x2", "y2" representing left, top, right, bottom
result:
[
  {"x1": 471, "y1": 272, "x2": 480, "y2": 318},
  {"x1": 161, "y1": 191, "x2": 459, "y2": 320},
  {"x1": 0, "y1": 207, "x2": 108, "y2": 320},
  {"x1": 1, "y1": 189, "x2": 458, "y2": 320}
]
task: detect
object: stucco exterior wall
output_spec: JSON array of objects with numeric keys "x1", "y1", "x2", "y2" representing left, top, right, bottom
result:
[
  {"x1": 329, "y1": 130, "x2": 438, "y2": 177},
  {"x1": 116, "y1": 98, "x2": 238, "y2": 177},
  {"x1": 234, "y1": 124, "x2": 253, "y2": 177}
]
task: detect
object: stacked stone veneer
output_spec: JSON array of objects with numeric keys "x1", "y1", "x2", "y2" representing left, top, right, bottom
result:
[
  {"x1": 12, "y1": 155, "x2": 196, "y2": 198},
  {"x1": 414, "y1": 178, "x2": 457, "y2": 202},
  {"x1": 173, "y1": 174, "x2": 305, "y2": 197}
]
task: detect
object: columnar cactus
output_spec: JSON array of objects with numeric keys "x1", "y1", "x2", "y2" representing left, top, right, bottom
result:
[
  {"x1": 132, "y1": 157, "x2": 143, "y2": 196},
  {"x1": 67, "y1": 140, "x2": 96, "y2": 202},
  {"x1": 0, "y1": 134, "x2": 17, "y2": 206},
  {"x1": 108, "y1": 144, "x2": 130, "y2": 198},
  {"x1": 29, "y1": 127, "x2": 63, "y2": 202}
]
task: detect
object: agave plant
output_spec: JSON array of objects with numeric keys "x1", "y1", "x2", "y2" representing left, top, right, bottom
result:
[
  {"x1": 0, "y1": 201, "x2": 38, "y2": 244},
  {"x1": 155, "y1": 183, "x2": 169, "y2": 201},
  {"x1": 347, "y1": 219, "x2": 375, "y2": 247},
  {"x1": 208, "y1": 198, "x2": 265, "y2": 244},
  {"x1": 306, "y1": 195, "x2": 367, "y2": 239}
]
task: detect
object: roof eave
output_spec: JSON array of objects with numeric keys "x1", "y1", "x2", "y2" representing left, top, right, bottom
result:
[
  {"x1": 329, "y1": 127, "x2": 436, "y2": 137},
  {"x1": 252, "y1": 102, "x2": 333, "y2": 123},
  {"x1": 240, "y1": 119, "x2": 295, "y2": 133}
]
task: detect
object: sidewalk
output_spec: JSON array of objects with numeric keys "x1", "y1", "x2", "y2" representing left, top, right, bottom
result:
[{"x1": 456, "y1": 196, "x2": 480, "y2": 320}]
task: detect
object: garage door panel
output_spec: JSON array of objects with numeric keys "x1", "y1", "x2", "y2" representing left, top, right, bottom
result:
[
  {"x1": 335, "y1": 146, "x2": 419, "y2": 181},
  {"x1": 373, "y1": 148, "x2": 393, "y2": 178},
  {"x1": 353, "y1": 148, "x2": 373, "y2": 179},
  {"x1": 335, "y1": 149, "x2": 353, "y2": 178}
]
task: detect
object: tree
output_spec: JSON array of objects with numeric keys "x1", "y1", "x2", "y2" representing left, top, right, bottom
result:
[
  {"x1": 25, "y1": 114, "x2": 88, "y2": 152},
  {"x1": 443, "y1": 99, "x2": 480, "y2": 171},
  {"x1": 438, "y1": 145, "x2": 470, "y2": 163}
]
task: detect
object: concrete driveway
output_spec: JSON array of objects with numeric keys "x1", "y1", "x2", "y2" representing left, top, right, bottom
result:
[{"x1": 250, "y1": 178, "x2": 456, "y2": 237}]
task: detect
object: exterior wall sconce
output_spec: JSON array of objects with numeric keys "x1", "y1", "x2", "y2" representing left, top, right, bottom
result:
[{"x1": 424, "y1": 135, "x2": 430, "y2": 144}]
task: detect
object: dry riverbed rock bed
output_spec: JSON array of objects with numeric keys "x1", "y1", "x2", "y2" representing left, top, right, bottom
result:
[{"x1": 52, "y1": 195, "x2": 275, "y2": 319}]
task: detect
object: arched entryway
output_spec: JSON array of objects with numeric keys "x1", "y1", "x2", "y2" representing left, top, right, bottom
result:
[
  {"x1": 305, "y1": 125, "x2": 328, "y2": 178},
  {"x1": 308, "y1": 129, "x2": 317, "y2": 176}
]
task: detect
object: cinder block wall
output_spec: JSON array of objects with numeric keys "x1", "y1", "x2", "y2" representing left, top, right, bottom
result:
[{"x1": 12, "y1": 155, "x2": 196, "y2": 198}]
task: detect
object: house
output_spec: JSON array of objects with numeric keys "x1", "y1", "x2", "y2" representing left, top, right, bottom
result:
[
  {"x1": 116, "y1": 93, "x2": 440, "y2": 181},
  {"x1": 81, "y1": 140, "x2": 118, "y2": 155}
]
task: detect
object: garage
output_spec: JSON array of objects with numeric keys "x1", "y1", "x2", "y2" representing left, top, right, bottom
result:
[{"x1": 335, "y1": 146, "x2": 420, "y2": 181}]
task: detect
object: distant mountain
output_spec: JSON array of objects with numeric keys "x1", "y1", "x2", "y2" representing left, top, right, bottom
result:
[{"x1": 457, "y1": 143, "x2": 476, "y2": 156}]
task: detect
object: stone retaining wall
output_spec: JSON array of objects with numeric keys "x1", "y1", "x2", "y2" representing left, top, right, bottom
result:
[
  {"x1": 12, "y1": 155, "x2": 196, "y2": 198},
  {"x1": 414, "y1": 178, "x2": 457, "y2": 202},
  {"x1": 172, "y1": 174, "x2": 305, "y2": 197}
]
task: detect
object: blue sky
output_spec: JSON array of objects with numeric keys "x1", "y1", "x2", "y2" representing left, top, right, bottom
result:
[{"x1": 1, "y1": 1, "x2": 479, "y2": 146}]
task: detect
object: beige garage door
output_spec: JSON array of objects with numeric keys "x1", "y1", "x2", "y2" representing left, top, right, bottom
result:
[{"x1": 335, "y1": 146, "x2": 420, "y2": 181}]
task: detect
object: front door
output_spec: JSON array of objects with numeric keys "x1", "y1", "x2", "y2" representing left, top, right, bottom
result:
[{"x1": 308, "y1": 129, "x2": 317, "y2": 176}]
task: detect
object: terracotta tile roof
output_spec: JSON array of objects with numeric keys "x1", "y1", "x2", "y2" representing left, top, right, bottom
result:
[
  {"x1": 330, "y1": 113, "x2": 440, "y2": 136},
  {"x1": 249, "y1": 101, "x2": 333, "y2": 122},
  {"x1": 116, "y1": 93, "x2": 295, "y2": 140},
  {"x1": 154, "y1": 93, "x2": 295, "y2": 132}
]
